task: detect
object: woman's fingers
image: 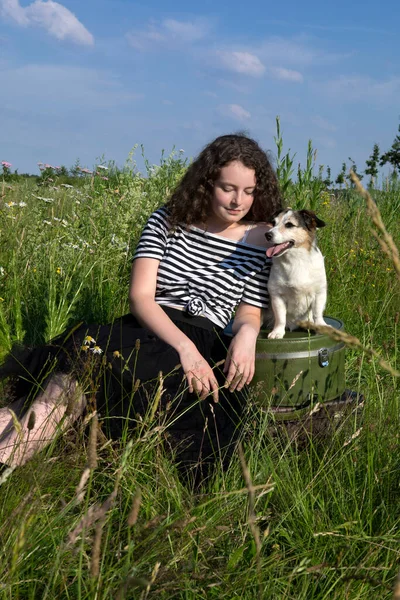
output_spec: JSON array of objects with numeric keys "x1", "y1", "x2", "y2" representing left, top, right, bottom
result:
[
  {"x1": 225, "y1": 360, "x2": 254, "y2": 392},
  {"x1": 187, "y1": 372, "x2": 219, "y2": 403}
]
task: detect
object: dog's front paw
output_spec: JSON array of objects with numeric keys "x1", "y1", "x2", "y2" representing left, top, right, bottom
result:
[
  {"x1": 268, "y1": 328, "x2": 285, "y2": 339},
  {"x1": 314, "y1": 318, "x2": 330, "y2": 327}
]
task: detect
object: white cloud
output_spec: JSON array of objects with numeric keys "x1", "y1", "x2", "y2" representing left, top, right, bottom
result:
[
  {"x1": 269, "y1": 67, "x2": 303, "y2": 83},
  {"x1": 127, "y1": 17, "x2": 210, "y2": 51},
  {"x1": 259, "y1": 36, "x2": 347, "y2": 67},
  {"x1": 216, "y1": 51, "x2": 265, "y2": 77},
  {"x1": 311, "y1": 116, "x2": 337, "y2": 132},
  {"x1": 220, "y1": 104, "x2": 251, "y2": 121},
  {"x1": 1, "y1": 0, "x2": 28, "y2": 25},
  {"x1": 0, "y1": 64, "x2": 141, "y2": 111},
  {"x1": 0, "y1": 0, "x2": 94, "y2": 45},
  {"x1": 318, "y1": 75, "x2": 400, "y2": 104},
  {"x1": 163, "y1": 19, "x2": 208, "y2": 42},
  {"x1": 314, "y1": 136, "x2": 337, "y2": 149}
]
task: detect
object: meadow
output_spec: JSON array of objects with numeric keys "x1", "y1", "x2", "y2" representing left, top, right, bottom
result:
[{"x1": 0, "y1": 136, "x2": 399, "y2": 599}]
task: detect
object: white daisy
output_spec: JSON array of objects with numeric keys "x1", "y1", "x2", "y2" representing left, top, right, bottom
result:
[{"x1": 91, "y1": 346, "x2": 103, "y2": 354}]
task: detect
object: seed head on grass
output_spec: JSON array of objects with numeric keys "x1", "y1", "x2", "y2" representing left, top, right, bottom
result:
[
  {"x1": 297, "y1": 321, "x2": 399, "y2": 377},
  {"x1": 350, "y1": 170, "x2": 400, "y2": 281},
  {"x1": 127, "y1": 488, "x2": 142, "y2": 527},
  {"x1": 87, "y1": 412, "x2": 98, "y2": 469}
]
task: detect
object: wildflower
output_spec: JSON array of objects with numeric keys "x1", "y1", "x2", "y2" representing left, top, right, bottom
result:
[
  {"x1": 81, "y1": 345, "x2": 89, "y2": 352},
  {"x1": 113, "y1": 350, "x2": 122, "y2": 358},
  {"x1": 1, "y1": 161, "x2": 12, "y2": 169},
  {"x1": 179, "y1": 149, "x2": 184, "y2": 153},
  {"x1": 53, "y1": 217, "x2": 61, "y2": 222},
  {"x1": 43, "y1": 220, "x2": 52, "y2": 226},
  {"x1": 56, "y1": 267, "x2": 62, "y2": 275},
  {"x1": 101, "y1": 176, "x2": 109, "y2": 181},
  {"x1": 61, "y1": 184, "x2": 73, "y2": 189},
  {"x1": 96, "y1": 165, "x2": 108, "y2": 170},
  {"x1": 5, "y1": 201, "x2": 16, "y2": 208},
  {"x1": 79, "y1": 167, "x2": 93, "y2": 175},
  {"x1": 33, "y1": 195, "x2": 54, "y2": 203},
  {"x1": 18, "y1": 202, "x2": 27, "y2": 207},
  {"x1": 91, "y1": 346, "x2": 103, "y2": 354},
  {"x1": 83, "y1": 335, "x2": 96, "y2": 346},
  {"x1": 32, "y1": 267, "x2": 37, "y2": 273}
]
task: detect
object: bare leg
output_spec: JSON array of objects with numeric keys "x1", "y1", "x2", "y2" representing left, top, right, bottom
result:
[{"x1": 0, "y1": 373, "x2": 86, "y2": 468}]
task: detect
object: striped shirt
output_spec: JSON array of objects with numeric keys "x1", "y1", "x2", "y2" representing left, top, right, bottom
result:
[{"x1": 133, "y1": 207, "x2": 271, "y2": 328}]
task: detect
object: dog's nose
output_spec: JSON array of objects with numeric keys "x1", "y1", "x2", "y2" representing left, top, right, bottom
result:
[{"x1": 265, "y1": 232, "x2": 273, "y2": 241}]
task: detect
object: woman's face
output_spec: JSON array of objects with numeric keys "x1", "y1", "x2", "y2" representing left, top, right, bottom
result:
[{"x1": 210, "y1": 160, "x2": 256, "y2": 227}]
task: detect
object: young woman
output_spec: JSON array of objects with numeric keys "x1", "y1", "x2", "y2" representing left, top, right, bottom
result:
[{"x1": 0, "y1": 133, "x2": 282, "y2": 481}]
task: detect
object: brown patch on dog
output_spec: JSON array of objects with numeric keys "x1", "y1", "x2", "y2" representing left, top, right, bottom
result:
[{"x1": 298, "y1": 210, "x2": 326, "y2": 231}]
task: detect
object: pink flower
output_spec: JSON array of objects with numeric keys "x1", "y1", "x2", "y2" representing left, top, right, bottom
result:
[
  {"x1": 1, "y1": 161, "x2": 12, "y2": 169},
  {"x1": 79, "y1": 167, "x2": 93, "y2": 175}
]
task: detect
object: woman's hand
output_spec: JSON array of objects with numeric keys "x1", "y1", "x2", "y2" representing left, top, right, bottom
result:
[
  {"x1": 223, "y1": 327, "x2": 258, "y2": 392},
  {"x1": 223, "y1": 302, "x2": 262, "y2": 393},
  {"x1": 179, "y1": 347, "x2": 219, "y2": 403}
]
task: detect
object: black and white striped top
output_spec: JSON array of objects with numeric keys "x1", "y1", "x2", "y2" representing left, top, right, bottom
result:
[{"x1": 133, "y1": 207, "x2": 271, "y2": 328}]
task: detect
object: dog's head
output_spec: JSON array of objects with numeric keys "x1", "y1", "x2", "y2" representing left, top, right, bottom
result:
[{"x1": 265, "y1": 209, "x2": 326, "y2": 258}]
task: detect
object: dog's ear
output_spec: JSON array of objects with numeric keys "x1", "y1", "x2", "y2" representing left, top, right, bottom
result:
[{"x1": 299, "y1": 210, "x2": 326, "y2": 230}]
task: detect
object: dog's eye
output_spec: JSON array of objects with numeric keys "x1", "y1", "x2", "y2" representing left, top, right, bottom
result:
[{"x1": 285, "y1": 222, "x2": 295, "y2": 228}]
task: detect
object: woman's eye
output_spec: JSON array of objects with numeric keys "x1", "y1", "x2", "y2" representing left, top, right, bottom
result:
[{"x1": 285, "y1": 222, "x2": 295, "y2": 228}]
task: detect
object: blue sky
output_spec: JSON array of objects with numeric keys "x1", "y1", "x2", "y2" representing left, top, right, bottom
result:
[{"x1": 1, "y1": 0, "x2": 400, "y2": 181}]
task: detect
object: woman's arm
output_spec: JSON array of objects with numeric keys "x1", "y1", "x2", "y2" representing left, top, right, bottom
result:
[
  {"x1": 129, "y1": 258, "x2": 219, "y2": 402},
  {"x1": 223, "y1": 302, "x2": 262, "y2": 392},
  {"x1": 222, "y1": 221, "x2": 272, "y2": 391}
]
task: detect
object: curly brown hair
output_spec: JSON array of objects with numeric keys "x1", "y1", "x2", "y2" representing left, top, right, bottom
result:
[{"x1": 166, "y1": 133, "x2": 283, "y2": 226}]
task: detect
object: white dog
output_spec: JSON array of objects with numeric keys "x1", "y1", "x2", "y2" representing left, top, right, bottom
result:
[{"x1": 264, "y1": 209, "x2": 327, "y2": 339}]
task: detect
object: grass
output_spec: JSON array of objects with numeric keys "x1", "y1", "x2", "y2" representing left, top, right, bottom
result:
[{"x1": 0, "y1": 146, "x2": 400, "y2": 599}]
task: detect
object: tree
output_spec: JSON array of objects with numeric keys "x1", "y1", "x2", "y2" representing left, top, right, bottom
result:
[
  {"x1": 70, "y1": 158, "x2": 81, "y2": 177},
  {"x1": 380, "y1": 124, "x2": 400, "y2": 173},
  {"x1": 335, "y1": 162, "x2": 347, "y2": 188},
  {"x1": 57, "y1": 165, "x2": 69, "y2": 177},
  {"x1": 365, "y1": 143, "x2": 380, "y2": 187},
  {"x1": 323, "y1": 166, "x2": 332, "y2": 188},
  {"x1": 347, "y1": 157, "x2": 363, "y2": 187}
]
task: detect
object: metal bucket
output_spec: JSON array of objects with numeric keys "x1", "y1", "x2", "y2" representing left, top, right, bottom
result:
[{"x1": 249, "y1": 317, "x2": 346, "y2": 418}]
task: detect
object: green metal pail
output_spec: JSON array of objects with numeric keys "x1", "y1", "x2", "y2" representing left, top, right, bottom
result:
[{"x1": 249, "y1": 317, "x2": 346, "y2": 417}]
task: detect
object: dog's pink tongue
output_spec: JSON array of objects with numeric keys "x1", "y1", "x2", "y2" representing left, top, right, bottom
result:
[{"x1": 266, "y1": 243, "x2": 289, "y2": 258}]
